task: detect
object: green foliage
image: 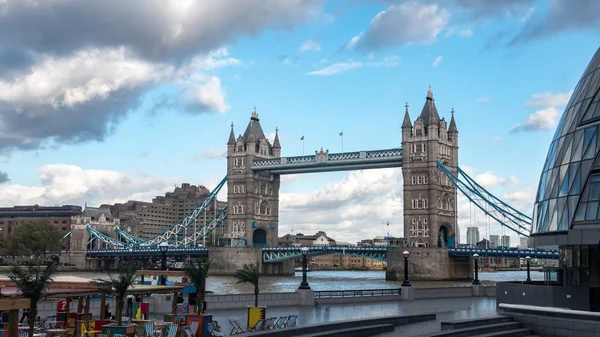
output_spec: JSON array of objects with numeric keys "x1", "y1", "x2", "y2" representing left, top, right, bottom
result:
[
  {"x1": 92, "y1": 261, "x2": 140, "y2": 325},
  {"x1": 0, "y1": 236, "x2": 26, "y2": 259},
  {"x1": 183, "y1": 256, "x2": 211, "y2": 310},
  {"x1": 8, "y1": 264, "x2": 58, "y2": 337},
  {"x1": 233, "y1": 263, "x2": 260, "y2": 307},
  {"x1": 12, "y1": 221, "x2": 62, "y2": 257}
]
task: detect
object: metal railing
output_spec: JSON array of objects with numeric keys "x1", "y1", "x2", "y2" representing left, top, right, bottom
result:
[{"x1": 314, "y1": 288, "x2": 401, "y2": 298}]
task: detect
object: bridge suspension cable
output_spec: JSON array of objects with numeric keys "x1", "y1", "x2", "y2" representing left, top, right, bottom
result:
[
  {"x1": 87, "y1": 175, "x2": 228, "y2": 249},
  {"x1": 437, "y1": 161, "x2": 532, "y2": 238},
  {"x1": 138, "y1": 175, "x2": 228, "y2": 247}
]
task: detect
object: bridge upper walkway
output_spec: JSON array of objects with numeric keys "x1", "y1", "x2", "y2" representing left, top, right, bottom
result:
[{"x1": 251, "y1": 148, "x2": 402, "y2": 174}]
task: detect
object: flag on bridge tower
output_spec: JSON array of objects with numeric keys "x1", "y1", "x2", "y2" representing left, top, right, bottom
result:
[
  {"x1": 300, "y1": 135, "x2": 305, "y2": 155},
  {"x1": 300, "y1": 135, "x2": 304, "y2": 140}
]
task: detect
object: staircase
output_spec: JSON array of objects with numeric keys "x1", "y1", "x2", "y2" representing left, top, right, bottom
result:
[{"x1": 423, "y1": 316, "x2": 539, "y2": 337}]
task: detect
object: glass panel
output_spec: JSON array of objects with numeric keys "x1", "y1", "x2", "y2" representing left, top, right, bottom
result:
[
  {"x1": 585, "y1": 201, "x2": 599, "y2": 220},
  {"x1": 568, "y1": 195, "x2": 579, "y2": 225},
  {"x1": 558, "y1": 204, "x2": 569, "y2": 230},
  {"x1": 583, "y1": 126, "x2": 596, "y2": 153},
  {"x1": 594, "y1": 100, "x2": 600, "y2": 118},
  {"x1": 539, "y1": 171, "x2": 548, "y2": 202},
  {"x1": 590, "y1": 182, "x2": 600, "y2": 201},
  {"x1": 561, "y1": 141, "x2": 574, "y2": 165},
  {"x1": 583, "y1": 131, "x2": 597, "y2": 160},
  {"x1": 581, "y1": 159, "x2": 594, "y2": 183},
  {"x1": 559, "y1": 167, "x2": 570, "y2": 197},
  {"x1": 568, "y1": 162, "x2": 580, "y2": 191},
  {"x1": 575, "y1": 203, "x2": 587, "y2": 222},
  {"x1": 549, "y1": 200, "x2": 558, "y2": 231},
  {"x1": 571, "y1": 134, "x2": 584, "y2": 162},
  {"x1": 582, "y1": 102, "x2": 597, "y2": 122},
  {"x1": 550, "y1": 168, "x2": 561, "y2": 199},
  {"x1": 569, "y1": 165, "x2": 582, "y2": 196}
]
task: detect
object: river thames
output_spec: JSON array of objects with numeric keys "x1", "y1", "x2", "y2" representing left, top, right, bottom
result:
[{"x1": 1, "y1": 270, "x2": 542, "y2": 294}]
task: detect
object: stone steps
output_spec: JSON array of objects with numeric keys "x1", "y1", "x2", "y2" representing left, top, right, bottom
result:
[
  {"x1": 441, "y1": 316, "x2": 513, "y2": 330},
  {"x1": 298, "y1": 324, "x2": 395, "y2": 337},
  {"x1": 424, "y1": 322, "x2": 524, "y2": 336}
]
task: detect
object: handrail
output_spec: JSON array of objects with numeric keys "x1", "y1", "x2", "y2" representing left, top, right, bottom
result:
[{"x1": 314, "y1": 288, "x2": 401, "y2": 298}]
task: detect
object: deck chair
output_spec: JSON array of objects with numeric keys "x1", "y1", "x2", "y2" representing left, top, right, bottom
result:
[
  {"x1": 165, "y1": 324, "x2": 178, "y2": 337},
  {"x1": 97, "y1": 334, "x2": 109, "y2": 337},
  {"x1": 207, "y1": 323, "x2": 225, "y2": 337},
  {"x1": 264, "y1": 317, "x2": 277, "y2": 330},
  {"x1": 19, "y1": 332, "x2": 28, "y2": 337},
  {"x1": 182, "y1": 326, "x2": 194, "y2": 337},
  {"x1": 80, "y1": 321, "x2": 101, "y2": 337},
  {"x1": 145, "y1": 322, "x2": 160, "y2": 337},
  {"x1": 229, "y1": 320, "x2": 245, "y2": 335},
  {"x1": 42, "y1": 316, "x2": 57, "y2": 329},
  {"x1": 286, "y1": 315, "x2": 298, "y2": 327},
  {"x1": 189, "y1": 321, "x2": 199, "y2": 336},
  {"x1": 275, "y1": 316, "x2": 288, "y2": 329},
  {"x1": 248, "y1": 319, "x2": 264, "y2": 332}
]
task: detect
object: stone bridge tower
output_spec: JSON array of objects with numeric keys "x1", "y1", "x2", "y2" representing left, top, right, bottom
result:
[
  {"x1": 226, "y1": 109, "x2": 281, "y2": 247},
  {"x1": 401, "y1": 87, "x2": 459, "y2": 248}
]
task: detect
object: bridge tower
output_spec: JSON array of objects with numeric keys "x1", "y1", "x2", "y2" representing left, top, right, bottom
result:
[
  {"x1": 401, "y1": 87, "x2": 459, "y2": 248},
  {"x1": 226, "y1": 109, "x2": 281, "y2": 247}
]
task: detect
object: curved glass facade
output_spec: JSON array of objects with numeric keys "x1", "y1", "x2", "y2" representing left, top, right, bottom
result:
[{"x1": 532, "y1": 47, "x2": 600, "y2": 235}]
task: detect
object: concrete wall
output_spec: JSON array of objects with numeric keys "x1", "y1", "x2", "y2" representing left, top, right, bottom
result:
[
  {"x1": 208, "y1": 247, "x2": 293, "y2": 276},
  {"x1": 499, "y1": 303, "x2": 600, "y2": 337},
  {"x1": 496, "y1": 282, "x2": 595, "y2": 311},
  {"x1": 386, "y1": 247, "x2": 473, "y2": 281},
  {"x1": 206, "y1": 292, "x2": 298, "y2": 310}
]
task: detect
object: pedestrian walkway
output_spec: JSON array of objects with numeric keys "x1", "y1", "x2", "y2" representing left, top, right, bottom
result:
[{"x1": 155, "y1": 297, "x2": 497, "y2": 336}]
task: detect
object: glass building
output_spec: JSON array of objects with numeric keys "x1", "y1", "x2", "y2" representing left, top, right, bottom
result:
[{"x1": 531, "y1": 47, "x2": 600, "y2": 289}]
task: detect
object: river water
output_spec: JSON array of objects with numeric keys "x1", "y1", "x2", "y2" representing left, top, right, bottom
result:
[{"x1": 1, "y1": 270, "x2": 542, "y2": 294}]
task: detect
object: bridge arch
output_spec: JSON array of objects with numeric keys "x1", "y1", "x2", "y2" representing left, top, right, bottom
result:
[{"x1": 253, "y1": 228, "x2": 267, "y2": 247}]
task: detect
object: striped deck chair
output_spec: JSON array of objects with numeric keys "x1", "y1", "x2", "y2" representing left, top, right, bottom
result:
[
  {"x1": 228, "y1": 320, "x2": 245, "y2": 335},
  {"x1": 145, "y1": 322, "x2": 160, "y2": 337},
  {"x1": 113, "y1": 334, "x2": 125, "y2": 337},
  {"x1": 286, "y1": 315, "x2": 298, "y2": 327},
  {"x1": 19, "y1": 332, "x2": 28, "y2": 337},
  {"x1": 248, "y1": 319, "x2": 263, "y2": 332},
  {"x1": 207, "y1": 323, "x2": 225, "y2": 337},
  {"x1": 264, "y1": 317, "x2": 277, "y2": 330},
  {"x1": 275, "y1": 316, "x2": 288, "y2": 329},
  {"x1": 189, "y1": 321, "x2": 199, "y2": 336},
  {"x1": 97, "y1": 334, "x2": 109, "y2": 337},
  {"x1": 165, "y1": 323, "x2": 178, "y2": 337}
]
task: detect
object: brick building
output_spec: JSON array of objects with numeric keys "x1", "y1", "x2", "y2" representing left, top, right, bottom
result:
[{"x1": 0, "y1": 205, "x2": 82, "y2": 249}]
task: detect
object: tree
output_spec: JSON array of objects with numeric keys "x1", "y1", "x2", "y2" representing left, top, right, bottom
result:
[
  {"x1": 8, "y1": 264, "x2": 57, "y2": 337},
  {"x1": 0, "y1": 236, "x2": 25, "y2": 261},
  {"x1": 13, "y1": 221, "x2": 62, "y2": 258},
  {"x1": 92, "y1": 261, "x2": 140, "y2": 325},
  {"x1": 183, "y1": 256, "x2": 211, "y2": 312},
  {"x1": 233, "y1": 263, "x2": 260, "y2": 307}
]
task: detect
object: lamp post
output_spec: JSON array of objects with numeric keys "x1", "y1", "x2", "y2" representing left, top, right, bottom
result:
[
  {"x1": 472, "y1": 253, "x2": 481, "y2": 285},
  {"x1": 402, "y1": 251, "x2": 411, "y2": 287},
  {"x1": 159, "y1": 242, "x2": 169, "y2": 286},
  {"x1": 298, "y1": 247, "x2": 311, "y2": 290},
  {"x1": 525, "y1": 256, "x2": 531, "y2": 283}
]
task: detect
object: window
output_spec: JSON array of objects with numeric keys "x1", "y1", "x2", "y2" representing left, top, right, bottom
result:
[
  {"x1": 412, "y1": 196, "x2": 428, "y2": 209},
  {"x1": 415, "y1": 128, "x2": 422, "y2": 137}
]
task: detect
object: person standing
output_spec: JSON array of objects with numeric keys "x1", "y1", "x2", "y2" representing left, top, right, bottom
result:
[
  {"x1": 126, "y1": 295, "x2": 134, "y2": 318},
  {"x1": 19, "y1": 309, "x2": 29, "y2": 324}
]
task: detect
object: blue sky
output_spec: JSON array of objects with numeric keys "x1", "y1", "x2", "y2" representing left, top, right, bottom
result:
[{"x1": 0, "y1": 0, "x2": 599, "y2": 245}]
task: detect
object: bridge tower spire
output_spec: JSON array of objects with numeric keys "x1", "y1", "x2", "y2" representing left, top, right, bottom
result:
[
  {"x1": 226, "y1": 108, "x2": 281, "y2": 247},
  {"x1": 401, "y1": 87, "x2": 459, "y2": 248}
]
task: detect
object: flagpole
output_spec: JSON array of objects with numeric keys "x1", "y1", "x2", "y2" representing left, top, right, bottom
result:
[{"x1": 340, "y1": 132, "x2": 344, "y2": 153}]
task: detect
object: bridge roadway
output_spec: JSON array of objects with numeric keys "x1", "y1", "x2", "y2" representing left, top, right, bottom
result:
[{"x1": 85, "y1": 245, "x2": 559, "y2": 261}]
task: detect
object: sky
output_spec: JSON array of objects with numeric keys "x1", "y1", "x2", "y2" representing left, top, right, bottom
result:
[{"x1": 0, "y1": 0, "x2": 599, "y2": 246}]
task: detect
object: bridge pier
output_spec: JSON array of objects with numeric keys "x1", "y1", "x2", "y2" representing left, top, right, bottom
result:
[
  {"x1": 386, "y1": 247, "x2": 472, "y2": 281},
  {"x1": 209, "y1": 247, "x2": 293, "y2": 276}
]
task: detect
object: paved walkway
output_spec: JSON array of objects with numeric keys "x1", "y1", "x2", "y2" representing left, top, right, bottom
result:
[{"x1": 154, "y1": 297, "x2": 498, "y2": 336}]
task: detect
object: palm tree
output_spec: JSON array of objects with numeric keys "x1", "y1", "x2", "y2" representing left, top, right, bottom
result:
[
  {"x1": 183, "y1": 257, "x2": 211, "y2": 312},
  {"x1": 233, "y1": 263, "x2": 260, "y2": 307},
  {"x1": 8, "y1": 264, "x2": 58, "y2": 337},
  {"x1": 92, "y1": 262, "x2": 140, "y2": 325}
]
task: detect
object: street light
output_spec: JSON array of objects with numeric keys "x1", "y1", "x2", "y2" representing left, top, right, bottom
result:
[
  {"x1": 402, "y1": 251, "x2": 411, "y2": 287},
  {"x1": 298, "y1": 247, "x2": 311, "y2": 290},
  {"x1": 159, "y1": 242, "x2": 169, "y2": 286},
  {"x1": 472, "y1": 253, "x2": 481, "y2": 285},
  {"x1": 525, "y1": 256, "x2": 531, "y2": 283}
]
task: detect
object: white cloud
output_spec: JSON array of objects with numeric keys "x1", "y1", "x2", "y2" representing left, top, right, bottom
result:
[
  {"x1": 279, "y1": 169, "x2": 403, "y2": 244},
  {"x1": 187, "y1": 76, "x2": 229, "y2": 114},
  {"x1": 0, "y1": 164, "x2": 182, "y2": 206},
  {"x1": 526, "y1": 91, "x2": 573, "y2": 108},
  {"x1": 307, "y1": 56, "x2": 400, "y2": 76},
  {"x1": 474, "y1": 172, "x2": 507, "y2": 189},
  {"x1": 0, "y1": 47, "x2": 174, "y2": 108},
  {"x1": 349, "y1": 2, "x2": 450, "y2": 50},
  {"x1": 491, "y1": 136, "x2": 502, "y2": 142},
  {"x1": 512, "y1": 91, "x2": 572, "y2": 132},
  {"x1": 300, "y1": 39, "x2": 321, "y2": 52},
  {"x1": 477, "y1": 97, "x2": 491, "y2": 103},
  {"x1": 432, "y1": 56, "x2": 443, "y2": 67}
]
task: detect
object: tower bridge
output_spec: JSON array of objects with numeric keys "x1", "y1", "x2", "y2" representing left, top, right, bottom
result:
[{"x1": 78, "y1": 87, "x2": 557, "y2": 279}]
